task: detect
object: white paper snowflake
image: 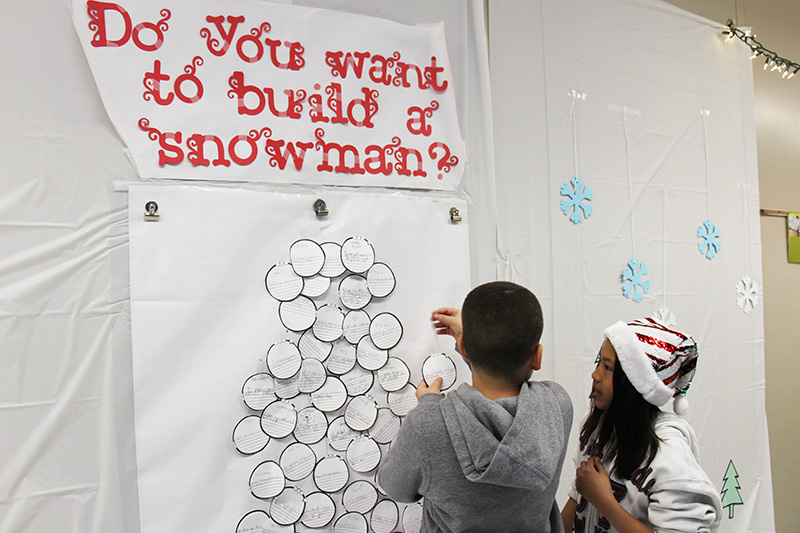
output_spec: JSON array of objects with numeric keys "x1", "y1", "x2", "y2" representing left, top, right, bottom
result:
[
  {"x1": 652, "y1": 306, "x2": 676, "y2": 327},
  {"x1": 697, "y1": 219, "x2": 721, "y2": 260},
  {"x1": 736, "y1": 275, "x2": 760, "y2": 314},
  {"x1": 621, "y1": 259, "x2": 650, "y2": 303},
  {"x1": 559, "y1": 177, "x2": 593, "y2": 224}
]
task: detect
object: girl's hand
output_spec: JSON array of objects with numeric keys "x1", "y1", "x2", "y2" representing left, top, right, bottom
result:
[{"x1": 576, "y1": 457, "x2": 613, "y2": 507}]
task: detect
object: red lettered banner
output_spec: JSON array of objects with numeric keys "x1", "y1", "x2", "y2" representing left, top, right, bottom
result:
[{"x1": 72, "y1": 0, "x2": 465, "y2": 190}]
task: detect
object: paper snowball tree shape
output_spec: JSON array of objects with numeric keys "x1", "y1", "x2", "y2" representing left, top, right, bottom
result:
[
  {"x1": 621, "y1": 259, "x2": 650, "y2": 303},
  {"x1": 559, "y1": 177, "x2": 593, "y2": 224},
  {"x1": 735, "y1": 275, "x2": 759, "y2": 314},
  {"x1": 721, "y1": 460, "x2": 744, "y2": 519},
  {"x1": 697, "y1": 219, "x2": 721, "y2": 259}
]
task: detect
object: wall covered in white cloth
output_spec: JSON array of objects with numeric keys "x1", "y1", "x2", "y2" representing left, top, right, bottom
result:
[
  {"x1": 489, "y1": 0, "x2": 773, "y2": 530},
  {"x1": 0, "y1": 0, "x2": 773, "y2": 532}
]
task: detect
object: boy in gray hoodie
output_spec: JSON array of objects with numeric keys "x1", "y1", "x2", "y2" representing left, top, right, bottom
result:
[{"x1": 377, "y1": 281, "x2": 573, "y2": 532}]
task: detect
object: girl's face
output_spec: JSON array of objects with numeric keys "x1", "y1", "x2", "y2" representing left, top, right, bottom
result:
[{"x1": 591, "y1": 340, "x2": 616, "y2": 411}]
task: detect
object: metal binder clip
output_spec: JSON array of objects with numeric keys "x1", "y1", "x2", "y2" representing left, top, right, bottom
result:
[
  {"x1": 144, "y1": 201, "x2": 159, "y2": 221},
  {"x1": 449, "y1": 207, "x2": 462, "y2": 223},
  {"x1": 314, "y1": 199, "x2": 328, "y2": 216}
]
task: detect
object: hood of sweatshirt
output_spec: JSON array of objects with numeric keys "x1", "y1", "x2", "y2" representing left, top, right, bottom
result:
[{"x1": 440, "y1": 381, "x2": 570, "y2": 491}]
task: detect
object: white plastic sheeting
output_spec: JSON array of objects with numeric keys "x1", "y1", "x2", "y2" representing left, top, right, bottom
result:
[{"x1": 0, "y1": 0, "x2": 774, "y2": 532}]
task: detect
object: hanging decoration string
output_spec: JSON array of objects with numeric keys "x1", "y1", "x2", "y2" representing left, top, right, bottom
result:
[{"x1": 724, "y1": 20, "x2": 799, "y2": 79}]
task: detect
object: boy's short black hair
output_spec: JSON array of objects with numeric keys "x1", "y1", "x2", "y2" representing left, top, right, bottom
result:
[{"x1": 461, "y1": 281, "x2": 543, "y2": 378}]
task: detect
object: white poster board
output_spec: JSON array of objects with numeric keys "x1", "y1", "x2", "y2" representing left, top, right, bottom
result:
[{"x1": 128, "y1": 185, "x2": 471, "y2": 532}]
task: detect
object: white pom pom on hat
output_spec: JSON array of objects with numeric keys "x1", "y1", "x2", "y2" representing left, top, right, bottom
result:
[{"x1": 603, "y1": 317, "x2": 699, "y2": 416}]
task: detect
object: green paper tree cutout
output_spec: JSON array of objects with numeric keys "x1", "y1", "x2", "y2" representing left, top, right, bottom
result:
[{"x1": 721, "y1": 460, "x2": 744, "y2": 519}]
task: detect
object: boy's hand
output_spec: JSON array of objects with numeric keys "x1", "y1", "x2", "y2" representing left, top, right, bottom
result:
[
  {"x1": 431, "y1": 307, "x2": 463, "y2": 340},
  {"x1": 416, "y1": 377, "x2": 443, "y2": 399}
]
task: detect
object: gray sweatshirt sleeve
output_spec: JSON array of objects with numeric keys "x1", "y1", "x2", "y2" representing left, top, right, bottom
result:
[{"x1": 376, "y1": 394, "x2": 441, "y2": 502}]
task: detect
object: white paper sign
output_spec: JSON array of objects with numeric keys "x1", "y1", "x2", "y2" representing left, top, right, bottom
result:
[{"x1": 72, "y1": 0, "x2": 465, "y2": 189}]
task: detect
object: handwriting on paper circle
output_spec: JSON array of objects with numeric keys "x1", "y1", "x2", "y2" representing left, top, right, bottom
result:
[
  {"x1": 319, "y1": 242, "x2": 346, "y2": 278},
  {"x1": 342, "y1": 309, "x2": 371, "y2": 344},
  {"x1": 344, "y1": 394, "x2": 378, "y2": 431},
  {"x1": 370, "y1": 408, "x2": 401, "y2": 444},
  {"x1": 280, "y1": 442, "x2": 316, "y2": 482},
  {"x1": 333, "y1": 511, "x2": 368, "y2": 533},
  {"x1": 232, "y1": 415, "x2": 269, "y2": 455},
  {"x1": 242, "y1": 373, "x2": 275, "y2": 411},
  {"x1": 340, "y1": 237, "x2": 375, "y2": 273},
  {"x1": 278, "y1": 296, "x2": 316, "y2": 331},
  {"x1": 377, "y1": 357, "x2": 410, "y2": 392},
  {"x1": 367, "y1": 262, "x2": 396, "y2": 298},
  {"x1": 403, "y1": 502, "x2": 425, "y2": 533},
  {"x1": 249, "y1": 460, "x2": 285, "y2": 499},
  {"x1": 339, "y1": 274, "x2": 372, "y2": 310},
  {"x1": 297, "y1": 358, "x2": 326, "y2": 394},
  {"x1": 301, "y1": 492, "x2": 336, "y2": 529},
  {"x1": 340, "y1": 365, "x2": 375, "y2": 396},
  {"x1": 265, "y1": 263, "x2": 303, "y2": 301},
  {"x1": 313, "y1": 304, "x2": 344, "y2": 342},
  {"x1": 387, "y1": 383, "x2": 418, "y2": 416},
  {"x1": 290, "y1": 239, "x2": 325, "y2": 277},
  {"x1": 342, "y1": 479, "x2": 379, "y2": 514},
  {"x1": 346, "y1": 436, "x2": 382, "y2": 473},
  {"x1": 369, "y1": 312, "x2": 403, "y2": 350},
  {"x1": 260, "y1": 400, "x2": 297, "y2": 438},
  {"x1": 313, "y1": 455, "x2": 349, "y2": 493},
  {"x1": 311, "y1": 376, "x2": 347, "y2": 412},
  {"x1": 299, "y1": 329, "x2": 332, "y2": 362},
  {"x1": 270, "y1": 487, "x2": 306, "y2": 526},
  {"x1": 370, "y1": 499, "x2": 400, "y2": 533},
  {"x1": 327, "y1": 415, "x2": 360, "y2": 452},
  {"x1": 356, "y1": 336, "x2": 389, "y2": 371},
  {"x1": 422, "y1": 352, "x2": 457, "y2": 391},
  {"x1": 267, "y1": 341, "x2": 302, "y2": 379},
  {"x1": 301, "y1": 274, "x2": 330, "y2": 298}
]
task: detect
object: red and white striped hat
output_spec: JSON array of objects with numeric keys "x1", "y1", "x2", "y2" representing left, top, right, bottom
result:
[{"x1": 603, "y1": 317, "x2": 698, "y2": 414}]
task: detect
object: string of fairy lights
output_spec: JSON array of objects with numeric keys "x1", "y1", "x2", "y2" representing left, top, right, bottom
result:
[{"x1": 724, "y1": 19, "x2": 799, "y2": 80}]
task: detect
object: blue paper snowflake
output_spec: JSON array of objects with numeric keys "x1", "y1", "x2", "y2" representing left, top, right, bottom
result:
[
  {"x1": 560, "y1": 177, "x2": 593, "y2": 224},
  {"x1": 621, "y1": 259, "x2": 650, "y2": 303},
  {"x1": 697, "y1": 219, "x2": 721, "y2": 259}
]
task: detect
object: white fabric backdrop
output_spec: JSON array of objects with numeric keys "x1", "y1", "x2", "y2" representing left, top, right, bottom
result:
[
  {"x1": 489, "y1": 1, "x2": 773, "y2": 530},
  {"x1": 0, "y1": 0, "x2": 774, "y2": 531}
]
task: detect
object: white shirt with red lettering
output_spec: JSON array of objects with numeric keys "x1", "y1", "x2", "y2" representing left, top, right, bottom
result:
[{"x1": 568, "y1": 412, "x2": 722, "y2": 533}]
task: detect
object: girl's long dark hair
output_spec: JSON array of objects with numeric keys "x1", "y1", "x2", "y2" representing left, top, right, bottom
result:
[{"x1": 580, "y1": 355, "x2": 661, "y2": 479}]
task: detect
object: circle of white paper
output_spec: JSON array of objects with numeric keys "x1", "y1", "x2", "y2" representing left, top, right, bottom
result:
[
  {"x1": 232, "y1": 415, "x2": 269, "y2": 455},
  {"x1": 370, "y1": 499, "x2": 400, "y2": 533},
  {"x1": 338, "y1": 275, "x2": 372, "y2": 310},
  {"x1": 260, "y1": 400, "x2": 297, "y2": 439},
  {"x1": 369, "y1": 313, "x2": 403, "y2": 350},
  {"x1": 327, "y1": 416, "x2": 361, "y2": 452},
  {"x1": 313, "y1": 455, "x2": 349, "y2": 493},
  {"x1": 280, "y1": 442, "x2": 317, "y2": 482},
  {"x1": 422, "y1": 353, "x2": 457, "y2": 391},
  {"x1": 299, "y1": 329, "x2": 332, "y2": 362},
  {"x1": 340, "y1": 237, "x2": 375, "y2": 274},
  {"x1": 374, "y1": 470, "x2": 387, "y2": 496},
  {"x1": 290, "y1": 239, "x2": 325, "y2": 277},
  {"x1": 342, "y1": 480, "x2": 379, "y2": 514},
  {"x1": 332, "y1": 512, "x2": 368, "y2": 533},
  {"x1": 274, "y1": 373, "x2": 301, "y2": 399},
  {"x1": 344, "y1": 395, "x2": 378, "y2": 432},
  {"x1": 356, "y1": 337, "x2": 388, "y2": 371},
  {"x1": 293, "y1": 406, "x2": 329, "y2": 445},
  {"x1": 387, "y1": 383, "x2": 418, "y2": 416},
  {"x1": 377, "y1": 357, "x2": 411, "y2": 392},
  {"x1": 311, "y1": 376, "x2": 347, "y2": 412},
  {"x1": 267, "y1": 341, "x2": 302, "y2": 379},
  {"x1": 319, "y1": 242, "x2": 346, "y2": 278},
  {"x1": 402, "y1": 502, "x2": 424, "y2": 533},
  {"x1": 297, "y1": 358, "x2": 327, "y2": 394},
  {"x1": 340, "y1": 365, "x2": 374, "y2": 397},
  {"x1": 279, "y1": 296, "x2": 317, "y2": 332},
  {"x1": 366, "y1": 262, "x2": 396, "y2": 298},
  {"x1": 346, "y1": 436, "x2": 382, "y2": 473},
  {"x1": 236, "y1": 510, "x2": 283, "y2": 533},
  {"x1": 301, "y1": 274, "x2": 331, "y2": 298},
  {"x1": 370, "y1": 408, "x2": 401, "y2": 444},
  {"x1": 301, "y1": 492, "x2": 336, "y2": 529},
  {"x1": 325, "y1": 341, "x2": 357, "y2": 375},
  {"x1": 249, "y1": 460, "x2": 285, "y2": 499},
  {"x1": 242, "y1": 373, "x2": 276, "y2": 411},
  {"x1": 270, "y1": 487, "x2": 306, "y2": 526},
  {"x1": 265, "y1": 263, "x2": 303, "y2": 302},
  {"x1": 312, "y1": 304, "x2": 344, "y2": 342},
  {"x1": 342, "y1": 309, "x2": 371, "y2": 344}
]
